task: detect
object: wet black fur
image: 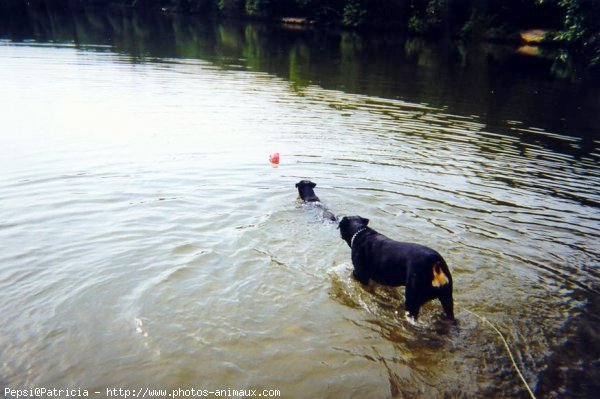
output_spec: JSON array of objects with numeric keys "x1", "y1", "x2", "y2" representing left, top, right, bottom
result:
[
  {"x1": 339, "y1": 216, "x2": 455, "y2": 322},
  {"x1": 295, "y1": 180, "x2": 337, "y2": 222}
]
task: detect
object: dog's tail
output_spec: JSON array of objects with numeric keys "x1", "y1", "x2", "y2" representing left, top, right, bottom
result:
[
  {"x1": 323, "y1": 209, "x2": 337, "y2": 223},
  {"x1": 432, "y1": 260, "x2": 449, "y2": 288}
]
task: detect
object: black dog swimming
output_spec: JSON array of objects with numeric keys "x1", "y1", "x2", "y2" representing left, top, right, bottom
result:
[
  {"x1": 339, "y1": 216, "x2": 455, "y2": 323},
  {"x1": 295, "y1": 180, "x2": 337, "y2": 222}
]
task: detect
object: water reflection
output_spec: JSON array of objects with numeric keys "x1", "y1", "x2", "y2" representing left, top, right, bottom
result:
[{"x1": 1, "y1": 5, "x2": 598, "y2": 149}]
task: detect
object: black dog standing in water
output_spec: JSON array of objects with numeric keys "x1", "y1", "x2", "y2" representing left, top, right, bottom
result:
[
  {"x1": 339, "y1": 216, "x2": 455, "y2": 323},
  {"x1": 295, "y1": 180, "x2": 337, "y2": 222}
]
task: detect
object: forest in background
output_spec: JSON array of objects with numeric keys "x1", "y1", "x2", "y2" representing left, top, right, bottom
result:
[{"x1": 1, "y1": 0, "x2": 599, "y2": 66}]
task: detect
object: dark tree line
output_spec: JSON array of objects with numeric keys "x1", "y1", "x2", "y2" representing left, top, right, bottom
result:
[{"x1": 1, "y1": 0, "x2": 598, "y2": 63}]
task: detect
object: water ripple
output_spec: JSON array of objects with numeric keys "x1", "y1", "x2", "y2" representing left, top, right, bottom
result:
[{"x1": 0, "y1": 42, "x2": 598, "y2": 398}]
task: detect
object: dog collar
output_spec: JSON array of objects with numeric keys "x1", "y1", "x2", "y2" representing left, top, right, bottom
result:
[{"x1": 350, "y1": 228, "x2": 367, "y2": 248}]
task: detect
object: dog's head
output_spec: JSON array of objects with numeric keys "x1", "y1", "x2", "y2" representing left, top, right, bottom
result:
[
  {"x1": 295, "y1": 180, "x2": 316, "y2": 189},
  {"x1": 295, "y1": 180, "x2": 319, "y2": 201},
  {"x1": 338, "y1": 216, "x2": 369, "y2": 245}
]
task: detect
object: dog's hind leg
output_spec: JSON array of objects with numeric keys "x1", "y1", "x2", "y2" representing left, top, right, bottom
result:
[
  {"x1": 439, "y1": 292, "x2": 455, "y2": 321},
  {"x1": 404, "y1": 281, "x2": 421, "y2": 321}
]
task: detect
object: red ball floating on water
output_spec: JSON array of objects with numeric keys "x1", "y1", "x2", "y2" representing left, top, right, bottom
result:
[{"x1": 269, "y1": 152, "x2": 280, "y2": 164}]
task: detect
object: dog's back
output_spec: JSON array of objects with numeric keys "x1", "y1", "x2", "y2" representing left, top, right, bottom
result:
[{"x1": 369, "y1": 236, "x2": 448, "y2": 283}]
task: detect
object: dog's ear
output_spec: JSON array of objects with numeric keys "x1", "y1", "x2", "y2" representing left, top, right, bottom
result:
[
  {"x1": 310, "y1": 182, "x2": 317, "y2": 188},
  {"x1": 361, "y1": 217, "x2": 370, "y2": 226},
  {"x1": 295, "y1": 182, "x2": 299, "y2": 188}
]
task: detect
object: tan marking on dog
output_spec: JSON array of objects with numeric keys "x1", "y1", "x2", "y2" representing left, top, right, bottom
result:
[{"x1": 432, "y1": 262, "x2": 449, "y2": 288}]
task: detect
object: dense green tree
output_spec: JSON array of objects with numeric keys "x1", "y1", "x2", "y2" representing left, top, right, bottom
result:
[
  {"x1": 550, "y1": 0, "x2": 600, "y2": 63},
  {"x1": 0, "y1": 0, "x2": 598, "y2": 64},
  {"x1": 245, "y1": 0, "x2": 271, "y2": 17}
]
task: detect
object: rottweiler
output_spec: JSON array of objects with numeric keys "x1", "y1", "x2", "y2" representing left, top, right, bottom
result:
[
  {"x1": 295, "y1": 180, "x2": 337, "y2": 222},
  {"x1": 338, "y1": 216, "x2": 455, "y2": 323}
]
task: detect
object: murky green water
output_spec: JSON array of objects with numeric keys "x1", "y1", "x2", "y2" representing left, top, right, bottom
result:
[{"x1": 1, "y1": 8, "x2": 599, "y2": 399}]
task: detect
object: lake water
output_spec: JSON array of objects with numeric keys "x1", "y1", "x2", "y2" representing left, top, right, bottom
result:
[{"x1": 1, "y1": 8, "x2": 599, "y2": 399}]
